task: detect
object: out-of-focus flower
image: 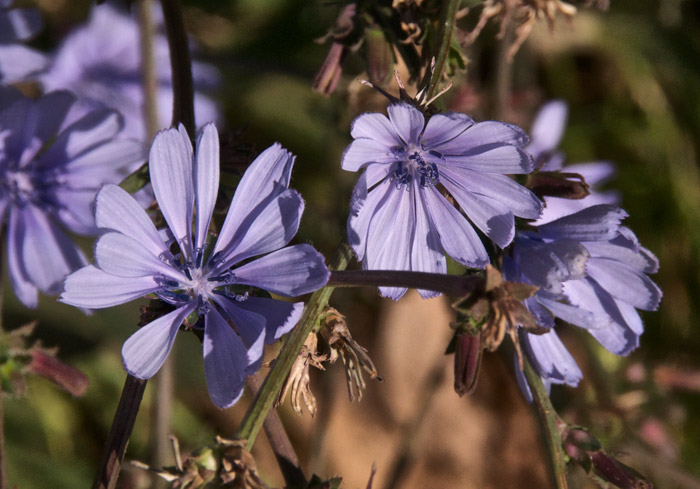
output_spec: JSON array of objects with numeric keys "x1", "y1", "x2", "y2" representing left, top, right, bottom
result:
[
  {"x1": 0, "y1": 1, "x2": 47, "y2": 83},
  {"x1": 505, "y1": 204, "x2": 661, "y2": 393},
  {"x1": 0, "y1": 89, "x2": 144, "y2": 307},
  {"x1": 40, "y1": 3, "x2": 220, "y2": 140},
  {"x1": 61, "y1": 123, "x2": 329, "y2": 408},
  {"x1": 343, "y1": 102, "x2": 542, "y2": 300},
  {"x1": 526, "y1": 100, "x2": 619, "y2": 222}
]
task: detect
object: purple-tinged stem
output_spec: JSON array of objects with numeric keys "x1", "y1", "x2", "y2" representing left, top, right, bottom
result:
[
  {"x1": 91, "y1": 375, "x2": 148, "y2": 489},
  {"x1": 160, "y1": 0, "x2": 195, "y2": 135},
  {"x1": 246, "y1": 373, "x2": 307, "y2": 487},
  {"x1": 328, "y1": 269, "x2": 483, "y2": 297}
]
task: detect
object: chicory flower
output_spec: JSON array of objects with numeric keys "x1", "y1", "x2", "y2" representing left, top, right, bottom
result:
[
  {"x1": 0, "y1": 1, "x2": 47, "y2": 83},
  {"x1": 61, "y1": 123, "x2": 329, "y2": 408},
  {"x1": 343, "y1": 103, "x2": 542, "y2": 299},
  {"x1": 0, "y1": 89, "x2": 144, "y2": 307}
]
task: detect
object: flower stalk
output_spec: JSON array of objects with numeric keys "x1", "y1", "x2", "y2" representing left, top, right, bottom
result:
[
  {"x1": 234, "y1": 242, "x2": 353, "y2": 449},
  {"x1": 328, "y1": 269, "x2": 483, "y2": 297},
  {"x1": 522, "y1": 353, "x2": 569, "y2": 489}
]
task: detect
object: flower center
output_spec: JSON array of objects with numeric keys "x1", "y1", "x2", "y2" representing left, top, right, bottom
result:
[
  {"x1": 390, "y1": 144, "x2": 440, "y2": 190},
  {"x1": 0, "y1": 161, "x2": 60, "y2": 210}
]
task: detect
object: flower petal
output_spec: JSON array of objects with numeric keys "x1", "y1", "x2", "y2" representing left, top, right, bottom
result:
[
  {"x1": 149, "y1": 125, "x2": 194, "y2": 257},
  {"x1": 586, "y1": 257, "x2": 661, "y2": 311},
  {"x1": 441, "y1": 145, "x2": 533, "y2": 174},
  {"x1": 233, "y1": 297, "x2": 304, "y2": 344},
  {"x1": 341, "y1": 138, "x2": 396, "y2": 172},
  {"x1": 440, "y1": 170, "x2": 515, "y2": 248},
  {"x1": 18, "y1": 205, "x2": 86, "y2": 295},
  {"x1": 0, "y1": 7, "x2": 42, "y2": 41},
  {"x1": 523, "y1": 329, "x2": 582, "y2": 387},
  {"x1": 215, "y1": 143, "x2": 294, "y2": 255},
  {"x1": 538, "y1": 297, "x2": 610, "y2": 330},
  {"x1": 0, "y1": 44, "x2": 47, "y2": 83},
  {"x1": 203, "y1": 307, "x2": 248, "y2": 408},
  {"x1": 421, "y1": 112, "x2": 474, "y2": 149},
  {"x1": 514, "y1": 238, "x2": 589, "y2": 294},
  {"x1": 364, "y1": 182, "x2": 414, "y2": 300},
  {"x1": 211, "y1": 296, "x2": 266, "y2": 373},
  {"x1": 214, "y1": 189, "x2": 304, "y2": 270},
  {"x1": 61, "y1": 265, "x2": 159, "y2": 308},
  {"x1": 526, "y1": 100, "x2": 568, "y2": 159},
  {"x1": 95, "y1": 184, "x2": 168, "y2": 256},
  {"x1": 347, "y1": 176, "x2": 392, "y2": 261},
  {"x1": 95, "y1": 232, "x2": 185, "y2": 280},
  {"x1": 387, "y1": 103, "x2": 424, "y2": 144},
  {"x1": 536, "y1": 205, "x2": 627, "y2": 242},
  {"x1": 232, "y1": 244, "x2": 329, "y2": 297},
  {"x1": 194, "y1": 122, "x2": 220, "y2": 252},
  {"x1": 412, "y1": 188, "x2": 446, "y2": 298},
  {"x1": 350, "y1": 112, "x2": 402, "y2": 146},
  {"x1": 422, "y1": 186, "x2": 488, "y2": 268},
  {"x1": 6, "y1": 210, "x2": 38, "y2": 307},
  {"x1": 122, "y1": 304, "x2": 194, "y2": 379}
]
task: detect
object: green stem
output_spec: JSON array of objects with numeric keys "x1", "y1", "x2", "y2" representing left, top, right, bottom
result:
[
  {"x1": 0, "y1": 245, "x2": 7, "y2": 489},
  {"x1": 523, "y1": 355, "x2": 569, "y2": 489},
  {"x1": 425, "y1": 0, "x2": 462, "y2": 101},
  {"x1": 234, "y1": 243, "x2": 354, "y2": 449}
]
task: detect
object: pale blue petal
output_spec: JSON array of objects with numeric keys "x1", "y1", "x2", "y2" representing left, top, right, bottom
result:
[
  {"x1": 149, "y1": 125, "x2": 194, "y2": 258},
  {"x1": 194, "y1": 122, "x2": 219, "y2": 252},
  {"x1": 586, "y1": 258, "x2": 662, "y2": 311},
  {"x1": 350, "y1": 112, "x2": 402, "y2": 146},
  {"x1": 0, "y1": 44, "x2": 47, "y2": 83},
  {"x1": 364, "y1": 182, "x2": 414, "y2": 300},
  {"x1": 341, "y1": 138, "x2": 396, "y2": 172},
  {"x1": 443, "y1": 168, "x2": 543, "y2": 219},
  {"x1": 210, "y1": 296, "x2": 266, "y2": 373},
  {"x1": 122, "y1": 304, "x2": 194, "y2": 379},
  {"x1": 203, "y1": 307, "x2": 248, "y2": 408},
  {"x1": 421, "y1": 112, "x2": 474, "y2": 149},
  {"x1": 232, "y1": 244, "x2": 329, "y2": 297},
  {"x1": 527, "y1": 100, "x2": 568, "y2": 159},
  {"x1": 52, "y1": 108, "x2": 125, "y2": 162},
  {"x1": 441, "y1": 145, "x2": 533, "y2": 174},
  {"x1": 95, "y1": 232, "x2": 185, "y2": 280},
  {"x1": 95, "y1": 184, "x2": 168, "y2": 256},
  {"x1": 536, "y1": 205, "x2": 627, "y2": 242},
  {"x1": 62, "y1": 138, "x2": 144, "y2": 174},
  {"x1": 233, "y1": 297, "x2": 304, "y2": 344},
  {"x1": 565, "y1": 161, "x2": 616, "y2": 187},
  {"x1": 423, "y1": 185, "x2": 489, "y2": 268},
  {"x1": 438, "y1": 121, "x2": 528, "y2": 157},
  {"x1": 214, "y1": 189, "x2": 304, "y2": 270},
  {"x1": 523, "y1": 329, "x2": 582, "y2": 387},
  {"x1": 19, "y1": 205, "x2": 86, "y2": 295},
  {"x1": 515, "y1": 239, "x2": 589, "y2": 294},
  {"x1": 0, "y1": 8, "x2": 42, "y2": 41},
  {"x1": 61, "y1": 265, "x2": 159, "y2": 308},
  {"x1": 528, "y1": 297, "x2": 556, "y2": 329},
  {"x1": 440, "y1": 171, "x2": 515, "y2": 248},
  {"x1": 411, "y1": 186, "x2": 446, "y2": 298},
  {"x1": 215, "y1": 143, "x2": 293, "y2": 255},
  {"x1": 387, "y1": 103, "x2": 424, "y2": 144},
  {"x1": 347, "y1": 176, "x2": 391, "y2": 261},
  {"x1": 6, "y1": 210, "x2": 38, "y2": 307},
  {"x1": 538, "y1": 297, "x2": 610, "y2": 330}
]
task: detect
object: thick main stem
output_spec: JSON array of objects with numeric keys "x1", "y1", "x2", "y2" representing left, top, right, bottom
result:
[
  {"x1": 92, "y1": 376, "x2": 148, "y2": 489},
  {"x1": 234, "y1": 243, "x2": 354, "y2": 448},
  {"x1": 523, "y1": 356, "x2": 569, "y2": 489}
]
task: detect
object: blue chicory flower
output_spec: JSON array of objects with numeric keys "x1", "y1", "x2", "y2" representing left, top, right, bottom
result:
[
  {"x1": 505, "y1": 203, "x2": 661, "y2": 393},
  {"x1": 0, "y1": 88, "x2": 145, "y2": 308},
  {"x1": 61, "y1": 123, "x2": 330, "y2": 408},
  {"x1": 343, "y1": 103, "x2": 543, "y2": 300},
  {"x1": 40, "y1": 3, "x2": 220, "y2": 140},
  {"x1": 0, "y1": 0, "x2": 47, "y2": 83}
]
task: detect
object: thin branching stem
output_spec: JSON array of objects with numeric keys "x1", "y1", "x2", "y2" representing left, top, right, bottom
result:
[
  {"x1": 246, "y1": 373, "x2": 307, "y2": 487},
  {"x1": 523, "y1": 355, "x2": 569, "y2": 489},
  {"x1": 92, "y1": 375, "x2": 148, "y2": 489},
  {"x1": 328, "y1": 269, "x2": 483, "y2": 296},
  {"x1": 234, "y1": 242, "x2": 354, "y2": 449},
  {"x1": 425, "y1": 0, "x2": 462, "y2": 101}
]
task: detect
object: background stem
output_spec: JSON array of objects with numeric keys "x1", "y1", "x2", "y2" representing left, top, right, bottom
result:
[
  {"x1": 91, "y1": 375, "x2": 148, "y2": 489},
  {"x1": 425, "y1": 0, "x2": 462, "y2": 101},
  {"x1": 234, "y1": 242, "x2": 353, "y2": 449}
]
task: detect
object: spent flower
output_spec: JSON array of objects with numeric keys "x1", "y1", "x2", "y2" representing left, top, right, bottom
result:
[
  {"x1": 61, "y1": 123, "x2": 329, "y2": 408},
  {"x1": 0, "y1": 89, "x2": 144, "y2": 307},
  {"x1": 344, "y1": 102, "x2": 542, "y2": 299}
]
